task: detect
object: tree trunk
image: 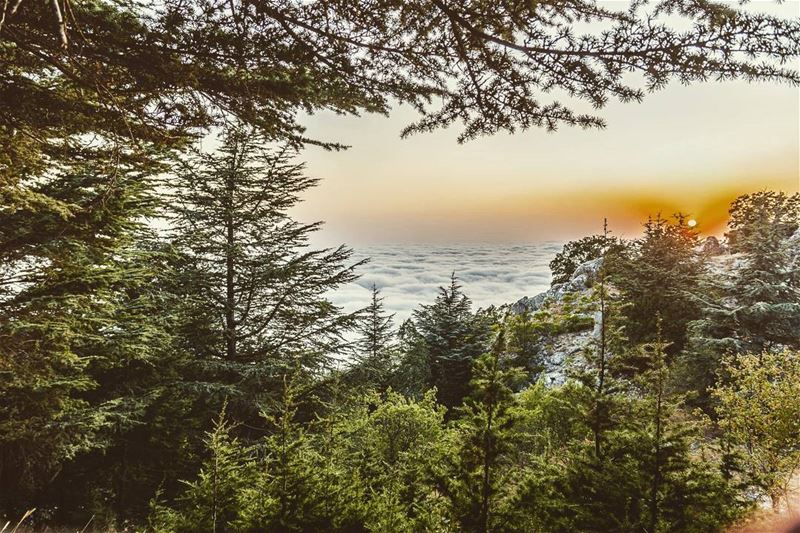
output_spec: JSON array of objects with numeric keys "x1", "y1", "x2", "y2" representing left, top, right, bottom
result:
[
  {"x1": 225, "y1": 218, "x2": 236, "y2": 361},
  {"x1": 650, "y1": 376, "x2": 663, "y2": 533},
  {"x1": 594, "y1": 219, "x2": 610, "y2": 459},
  {"x1": 479, "y1": 357, "x2": 497, "y2": 533},
  {"x1": 224, "y1": 167, "x2": 236, "y2": 361},
  {"x1": 770, "y1": 492, "x2": 782, "y2": 513}
]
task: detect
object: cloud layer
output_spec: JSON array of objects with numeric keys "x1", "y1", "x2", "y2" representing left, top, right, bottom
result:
[{"x1": 331, "y1": 243, "x2": 562, "y2": 323}]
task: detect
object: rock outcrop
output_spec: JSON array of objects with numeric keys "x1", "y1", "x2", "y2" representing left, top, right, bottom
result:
[
  {"x1": 511, "y1": 257, "x2": 602, "y2": 314},
  {"x1": 510, "y1": 257, "x2": 603, "y2": 384}
]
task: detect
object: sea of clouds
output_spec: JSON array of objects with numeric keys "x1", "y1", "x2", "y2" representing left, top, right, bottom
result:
[{"x1": 331, "y1": 243, "x2": 563, "y2": 323}]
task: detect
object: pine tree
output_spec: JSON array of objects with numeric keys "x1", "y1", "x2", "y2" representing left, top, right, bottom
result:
[
  {"x1": 726, "y1": 192, "x2": 800, "y2": 252},
  {"x1": 559, "y1": 318, "x2": 740, "y2": 533},
  {"x1": 412, "y1": 273, "x2": 490, "y2": 409},
  {"x1": 391, "y1": 319, "x2": 431, "y2": 398},
  {"x1": 638, "y1": 322, "x2": 673, "y2": 533},
  {"x1": 149, "y1": 406, "x2": 254, "y2": 533},
  {"x1": 332, "y1": 389, "x2": 451, "y2": 532},
  {"x1": 611, "y1": 214, "x2": 704, "y2": 355},
  {"x1": 502, "y1": 310, "x2": 545, "y2": 381},
  {"x1": 447, "y1": 329, "x2": 525, "y2": 533},
  {"x1": 632, "y1": 320, "x2": 740, "y2": 533},
  {"x1": 349, "y1": 285, "x2": 397, "y2": 390},
  {"x1": 0, "y1": 160, "x2": 173, "y2": 515},
  {"x1": 728, "y1": 192, "x2": 800, "y2": 353},
  {"x1": 586, "y1": 220, "x2": 628, "y2": 458},
  {"x1": 238, "y1": 375, "x2": 333, "y2": 532},
  {"x1": 168, "y1": 125, "x2": 360, "y2": 427},
  {"x1": 561, "y1": 220, "x2": 631, "y2": 460}
]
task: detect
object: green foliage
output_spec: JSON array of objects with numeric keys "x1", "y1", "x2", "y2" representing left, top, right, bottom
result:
[
  {"x1": 555, "y1": 329, "x2": 742, "y2": 533},
  {"x1": 630, "y1": 328, "x2": 744, "y2": 533},
  {"x1": 569, "y1": 276, "x2": 630, "y2": 459},
  {"x1": 409, "y1": 274, "x2": 491, "y2": 409},
  {"x1": 332, "y1": 390, "x2": 452, "y2": 532},
  {"x1": 444, "y1": 330, "x2": 525, "y2": 532},
  {"x1": 168, "y1": 125, "x2": 360, "y2": 427},
  {"x1": 713, "y1": 349, "x2": 800, "y2": 511},
  {"x1": 726, "y1": 191, "x2": 800, "y2": 252},
  {"x1": 150, "y1": 407, "x2": 253, "y2": 533},
  {"x1": 502, "y1": 311, "x2": 546, "y2": 378},
  {"x1": 513, "y1": 381, "x2": 590, "y2": 459},
  {"x1": 549, "y1": 234, "x2": 623, "y2": 285},
  {"x1": 680, "y1": 192, "x2": 800, "y2": 412},
  {"x1": 0, "y1": 161, "x2": 174, "y2": 515},
  {"x1": 730, "y1": 193, "x2": 800, "y2": 328},
  {"x1": 611, "y1": 214, "x2": 704, "y2": 355},
  {"x1": 4, "y1": 0, "x2": 796, "y2": 181},
  {"x1": 146, "y1": 325, "x2": 750, "y2": 533},
  {"x1": 391, "y1": 319, "x2": 432, "y2": 399},
  {"x1": 348, "y1": 285, "x2": 398, "y2": 391},
  {"x1": 153, "y1": 387, "x2": 452, "y2": 532},
  {"x1": 4, "y1": 0, "x2": 800, "y2": 525},
  {"x1": 236, "y1": 377, "x2": 342, "y2": 532}
]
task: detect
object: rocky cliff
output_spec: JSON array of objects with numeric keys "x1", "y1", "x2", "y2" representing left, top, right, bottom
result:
[{"x1": 509, "y1": 257, "x2": 603, "y2": 384}]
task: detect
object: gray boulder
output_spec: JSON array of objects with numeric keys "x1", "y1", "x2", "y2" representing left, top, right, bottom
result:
[
  {"x1": 512, "y1": 257, "x2": 602, "y2": 314},
  {"x1": 510, "y1": 257, "x2": 605, "y2": 384}
]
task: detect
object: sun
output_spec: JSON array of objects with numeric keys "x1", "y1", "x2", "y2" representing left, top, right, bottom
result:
[{"x1": 687, "y1": 219, "x2": 697, "y2": 228}]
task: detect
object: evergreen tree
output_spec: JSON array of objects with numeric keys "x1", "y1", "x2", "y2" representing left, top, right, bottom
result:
[
  {"x1": 557, "y1": 319, "x2": 740, "y2": 533},
  {"x1": 157, "y1": 378, "x2": 452, "y2": 532},
  {"x1": 391, "y1": 319, "x2": 431, "y2": 398},
  {"x1": 637, "y1": 323, "x2": 674, "y2": 533},
  {"x1": 728, "y1": 192, "x2": 800, "y2": 353},
  {"x1": 632, "y1": 322, "x2": 740, "y2": 533},
  {"x1": 576, "y1": 220, "x2": 630, "y2": 458},
  {"x1": 234, "y1": 375, "x2": 340, "y2": 532},
  {"x1": 412, "y1": 273, "x2": 489, "y2": 409},
  {"x1": 446, "y1": 329, "x2": 525, "y2": 532},
  {"x1": 349, "y1": 285, "x2": 397, "y2": 390},
  {"x1": 150, "y1": 407, "x2": 253, "y2": 533},
  {"x1": 332, "y1": 389, "x2": 451, "y2": 532},
  {"x1": 0, "y1": 161, "x2": 173, "y2": 516},
  {"x1": 726, "y1": 191, "x2": 800, "y2": 252},
  {"x1": 169, "y1": 126, "x2": 360, "y2": 427},
  {"x1": 681, "y1": 192, "x2": 800, "y2": 410},
  {"x1": 45, "y1": 234, "x2": 188, "y2": 525},
  {"x1": 611, "y1": 214, "x2": 704, "y2": 355},
  {"x1": 502, "y1": 310, "x2": 546, "y2": 381}
]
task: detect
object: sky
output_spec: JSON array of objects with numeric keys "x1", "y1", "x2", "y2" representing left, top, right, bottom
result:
[{"x1": 293, "y1": 1, "x2": 800, "y2": 246}]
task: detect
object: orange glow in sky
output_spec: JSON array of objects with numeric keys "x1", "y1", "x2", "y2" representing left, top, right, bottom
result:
[{"x1": 292, "y1": 3, "x2": 799, "y2": 245}]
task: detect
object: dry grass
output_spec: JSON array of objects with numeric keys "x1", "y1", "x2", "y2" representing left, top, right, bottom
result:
[{"x1": 0, "y1": 511, "x2": 125, "y2": 533}]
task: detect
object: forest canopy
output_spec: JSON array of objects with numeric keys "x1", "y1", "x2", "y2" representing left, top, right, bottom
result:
[{"x1": 1, "y1": 0, "x2": 799, "y2": 531}]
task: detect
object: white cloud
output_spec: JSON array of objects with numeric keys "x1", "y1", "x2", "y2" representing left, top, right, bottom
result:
[{"x1": 330, "y1": 243, "x2": 561, "y2": 323}]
